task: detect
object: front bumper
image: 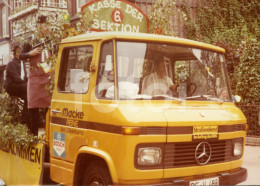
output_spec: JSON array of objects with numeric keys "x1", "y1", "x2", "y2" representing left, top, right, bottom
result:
[{"x1": 113, "y1": 168, "x2": 247, "y2": 186}]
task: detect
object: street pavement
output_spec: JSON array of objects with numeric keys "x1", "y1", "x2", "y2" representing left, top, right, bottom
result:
[{"x1": 239, "y1": 145, "x2": 260, "y2": 185}]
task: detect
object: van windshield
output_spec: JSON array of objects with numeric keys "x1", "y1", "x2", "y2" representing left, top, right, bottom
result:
[{"x1": 113, "y1": 41, "x2": 231, "y2": 102}]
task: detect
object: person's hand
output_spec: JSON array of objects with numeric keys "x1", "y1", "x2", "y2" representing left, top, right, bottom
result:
[{"x1": 29, "y1": 47, "x2": 42, "y2": 57}]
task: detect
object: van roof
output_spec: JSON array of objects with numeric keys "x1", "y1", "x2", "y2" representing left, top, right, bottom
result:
[{"x1": 61, "y1": 32, "x2": 225, "y2": 53}]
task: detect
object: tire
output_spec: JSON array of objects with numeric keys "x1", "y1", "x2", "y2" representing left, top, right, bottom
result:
[{"x1": 81, "y1": 161, "x2": 112, "y2": 186}]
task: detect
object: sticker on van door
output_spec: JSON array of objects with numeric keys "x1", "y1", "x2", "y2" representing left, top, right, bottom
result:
[{"x1": 53, "y1": 132, "x2": 66, "y2": 158}]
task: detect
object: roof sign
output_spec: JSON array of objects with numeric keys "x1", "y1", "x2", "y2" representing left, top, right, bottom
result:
[{"x1": 81, "y1": 0, "x2": 149, "y2": 33}]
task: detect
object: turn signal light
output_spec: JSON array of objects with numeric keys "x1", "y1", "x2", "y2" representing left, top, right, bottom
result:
[{"x1": 122, "y1": 127, "x2": 140, "y2": 135}]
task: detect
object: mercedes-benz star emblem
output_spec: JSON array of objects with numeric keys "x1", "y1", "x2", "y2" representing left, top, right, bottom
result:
[{"x1": 195, "y1": 142, "x2": 212, "y2": 165}]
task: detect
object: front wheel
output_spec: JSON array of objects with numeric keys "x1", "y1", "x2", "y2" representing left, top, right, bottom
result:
[{"x1": 81, "y1": 161, "x2": 112, "y2": 186}]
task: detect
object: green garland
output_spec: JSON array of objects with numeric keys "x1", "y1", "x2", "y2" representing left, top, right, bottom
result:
[{"x1": 0, "y1": 93, "x2": 39, "y2": 150}]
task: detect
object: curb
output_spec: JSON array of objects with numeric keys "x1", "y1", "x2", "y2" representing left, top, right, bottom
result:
[{"x1": 246, "y1": 137, "x2": 260, "y2": 146}]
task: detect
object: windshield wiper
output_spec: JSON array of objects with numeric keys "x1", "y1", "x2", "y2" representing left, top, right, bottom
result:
[
  {"x1": 186, "y1": 95, "x2": 208, "y2": 100},
  {"x1": 135, "y1": 95, "x2": 152, "y2": 100},
  {"x1": 152, "y1": 95, "x2": 182, "y2": 102},
  {"x1": 186, "y1": 95, "x2": 223, "y2": 102}
]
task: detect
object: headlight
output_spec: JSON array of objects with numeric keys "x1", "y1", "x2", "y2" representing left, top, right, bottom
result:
[
  {"x1": 137, "y1": 147, "x2": 162, "y2": 166},
  {"x1": 233, "y1": 141, "x2": 242, "y2": 156}
]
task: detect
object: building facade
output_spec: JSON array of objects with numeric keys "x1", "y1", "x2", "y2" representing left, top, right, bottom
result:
[
  {"x1": 0, "y1": 0, "x2": 197, "y2": 93},
  {"x1": 0, "y1": 0, "x2": 68, "y2": 93},
  {"x1": 9, "y1": 0, "x2": 68, "y2": 39},
  {"x1": 0, "y1": 0, "x2": 11, "y2": 93}
]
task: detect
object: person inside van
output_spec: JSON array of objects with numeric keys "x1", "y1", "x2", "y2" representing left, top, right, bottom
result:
[
  {"x1": 142, "y1": 57, "x2": 177, "y2": 96},
  {"x1": 219, "y1": 89, "x2": 228, "y2": 101}
]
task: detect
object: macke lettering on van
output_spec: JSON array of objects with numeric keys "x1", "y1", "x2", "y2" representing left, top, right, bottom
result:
[{"x1": 62, "y1": 108, "x2": 84, "y2": 119}]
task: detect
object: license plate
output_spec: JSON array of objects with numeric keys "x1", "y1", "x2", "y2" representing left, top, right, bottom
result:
[{"x1": 189, "y1": 177, "x2": 219, "y2": 186}]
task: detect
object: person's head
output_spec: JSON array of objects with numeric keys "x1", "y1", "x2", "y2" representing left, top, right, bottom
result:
[
  {"x1": 36, "y1": 15, "x2": 49, "y2": 36},
  {"x1": 155, "y1": 57, "x2": 167, "y2": 78},
  {"x1": 220, "y1": 90, "x2": 228, "y2": 100},
  {"x1": 11, "y1": 42, "x2": 21, "y2": 59}
]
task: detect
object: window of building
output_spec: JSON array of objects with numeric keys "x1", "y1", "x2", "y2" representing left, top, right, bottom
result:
[
  {"x1": 58, "y1": 45, "x2": 93, "y2": 94},
  {"x1": 1, "y1": 6, "x2": 7, "y2": 38},
  {"x1": 40, "y1": 0, "x2": 67, "y2": 8},
  {"x1": 14, "y1": 0, "x2": 30, "y2": 9},
  {"x1": 77, "y1": 0, "x2": 87, "y2": 12}
]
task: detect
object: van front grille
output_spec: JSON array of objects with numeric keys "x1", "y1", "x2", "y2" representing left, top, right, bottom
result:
[{"x1": 164, "y1": 140, "x2": 232, "y2": 168}]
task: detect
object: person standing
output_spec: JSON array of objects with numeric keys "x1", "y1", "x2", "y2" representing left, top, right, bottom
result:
[
  {"x1": 5, "y1": 43, "x2": 29, "y2": 125},
  {"x1": 19, "y1": 15, "x2": 52, "y2": 136}
]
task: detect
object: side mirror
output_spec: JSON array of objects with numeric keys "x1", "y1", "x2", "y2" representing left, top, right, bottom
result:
[{"x1": 233, "y1": 95, "x2": 241, "y2": 103}]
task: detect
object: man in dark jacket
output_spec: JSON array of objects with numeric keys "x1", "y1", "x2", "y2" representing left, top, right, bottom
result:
[
  {"x1": 5, "y1": 43, "x2": 29, "y2": 125},
  {"x1": 19, "y1": 15, "x2": 52, "y2": 136}
]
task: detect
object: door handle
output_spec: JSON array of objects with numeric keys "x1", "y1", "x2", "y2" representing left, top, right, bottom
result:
[{"x1": 52, "y1": 109, "x2": 61, "y2": 114}]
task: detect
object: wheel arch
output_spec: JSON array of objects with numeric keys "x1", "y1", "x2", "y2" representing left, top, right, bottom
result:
[{"x1": 73, "y1": 146, "x2": 118, "y2": 185}]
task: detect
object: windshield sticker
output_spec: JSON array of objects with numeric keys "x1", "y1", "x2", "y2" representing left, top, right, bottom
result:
[{"x1": 53, "y1": 132, "x2": 65, "y2": 158}]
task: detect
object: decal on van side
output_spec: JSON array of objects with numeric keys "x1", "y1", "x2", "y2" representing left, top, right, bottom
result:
[{"x1": 53, "y1": 132, "x2": 65, "y2": 158}]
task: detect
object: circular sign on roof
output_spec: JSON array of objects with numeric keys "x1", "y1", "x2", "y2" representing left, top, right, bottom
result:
[
  {"x1": 81, "y1": 0, "x2": 149, "y2": 33},
  {"x1": 112, "y1": 9, "x2": 124, "y2": 23}
]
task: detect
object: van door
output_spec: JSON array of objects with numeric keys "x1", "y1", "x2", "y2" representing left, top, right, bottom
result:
[{"x1": 50, "y1": 41, "x2": 97, "y2": 169}]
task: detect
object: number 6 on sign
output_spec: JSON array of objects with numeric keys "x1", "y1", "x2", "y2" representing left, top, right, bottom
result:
[{"x1": 112, "y1": 9, "x2": 123, "y2": 23}]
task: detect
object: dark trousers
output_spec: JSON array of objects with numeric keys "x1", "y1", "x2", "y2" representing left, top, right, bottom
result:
[
  {"x1": 6, "y1": 83, "x2": 48, "y2": 136},
  {"x1": 6, "y1": 82, "x2": 30, "y2": 125},
  {"x1": 29, "y1": 108, "x2": 48, "y2": 136}
]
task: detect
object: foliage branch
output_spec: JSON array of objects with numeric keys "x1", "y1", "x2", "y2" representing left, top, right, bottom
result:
[
  {"x1": 0, "y1": 93, "x2": 39, "y2": 150},
  {"x1": 149, "y1": 0, "x2": 259, "y2": 104},
  {"x1": 149, "y1": 0, "x2": 186, "y2": 36},
  {"x1": 182, "y1": 0, "x2": 260, "y2": 104}
]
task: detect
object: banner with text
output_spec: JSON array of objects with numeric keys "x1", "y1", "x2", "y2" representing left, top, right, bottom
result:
[
  {"x1": 0, "y1": 143, "x2": 44, "y2": 185},
  {"x1": 81, "y1": 0, "x2": 149, "y2": 33}
]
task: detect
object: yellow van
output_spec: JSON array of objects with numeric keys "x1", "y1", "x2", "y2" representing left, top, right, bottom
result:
[{"x1": 49, "y1": 32, "x2": 247, "y2": 185}]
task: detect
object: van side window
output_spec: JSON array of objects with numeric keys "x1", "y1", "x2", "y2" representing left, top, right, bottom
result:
[
  {"x1": 58, "y1": 45, "x2": 93, "y2": 93},
  {"x1": 96, "y1": 41, "x2": 114, "y2": 99}
]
